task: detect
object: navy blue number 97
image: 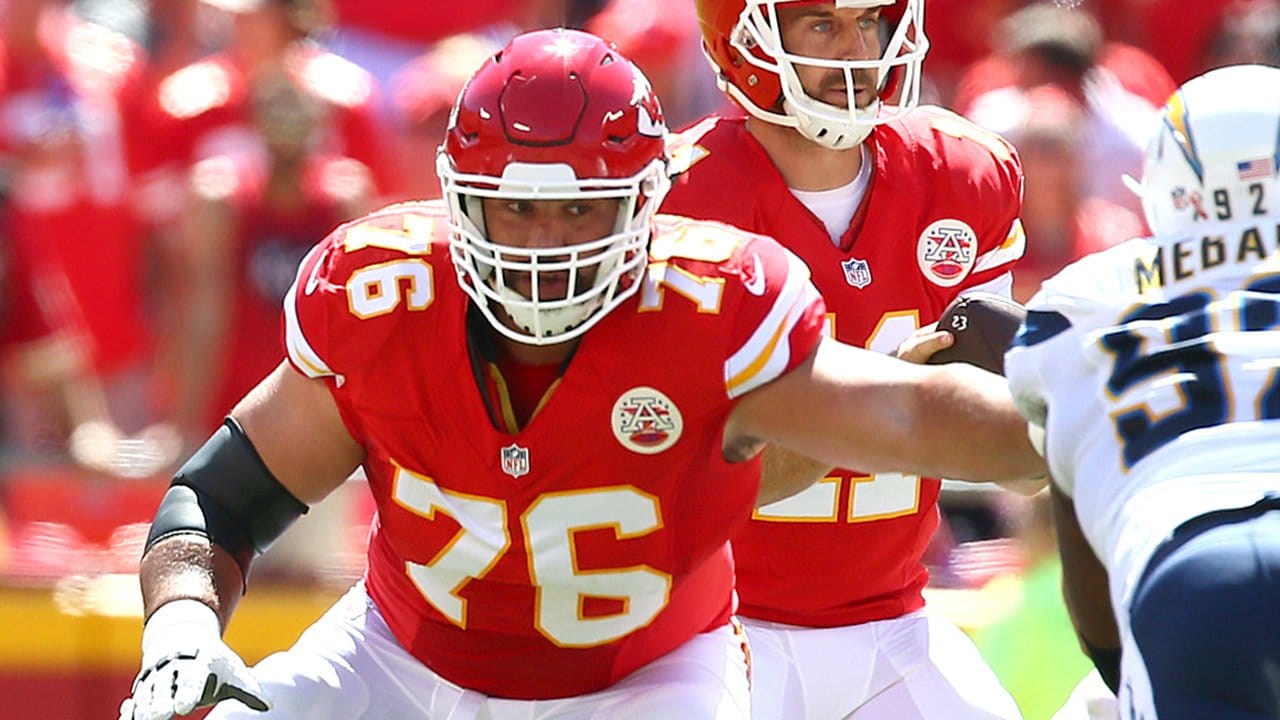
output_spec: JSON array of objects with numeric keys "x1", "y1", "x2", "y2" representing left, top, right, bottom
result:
[{"x1": 1101, "y1": 275, "x2": 1280, "y2": 469}]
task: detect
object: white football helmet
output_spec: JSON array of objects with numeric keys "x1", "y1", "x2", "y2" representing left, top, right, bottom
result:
[
  {"x1": 697, "y1": 0, "x2": 928, "y2": 150},
  {"x1": 1139, "y1": 64, "x2": 1280, "y2": 237}
]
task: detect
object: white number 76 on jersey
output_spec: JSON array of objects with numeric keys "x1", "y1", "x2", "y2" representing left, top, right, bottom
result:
[{"x1": 393, "y1": 466, "x2": 673, "y2": 648}]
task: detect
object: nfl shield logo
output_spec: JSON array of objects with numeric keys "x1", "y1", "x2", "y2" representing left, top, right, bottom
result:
[
  {"x1": 841, "y1": 257, "x2": 872, "y2": 289},
  {"x1": 500, "y1": 444, "x2": 530, "y2": 478}
]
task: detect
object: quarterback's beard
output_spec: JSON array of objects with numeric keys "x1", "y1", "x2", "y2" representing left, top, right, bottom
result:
[{"x1": 810, "y1": 68, "x2": 880, "y2": 109}]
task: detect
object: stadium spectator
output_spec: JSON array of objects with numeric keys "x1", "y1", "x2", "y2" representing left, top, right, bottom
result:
[
  {"x1": 958, "y1": 2, "x2": 1164, "y2": 217},
  {"x1": 386, "y1": 34, "x2": 500, "y2": 202},
  {"x1": 584, "y1": 0, "x2": 725, "y2": 128},
  {"x1": 969, "y1": 84, "x2": 1145, "y2": 303},
  {"x1": 953, "y1": 2, "x2": 1176, "y2": 112},
  {"x1": 0, "y1": 217, "x2": 180, "y2": 479},
  {"x1": 0, "y1": 0, "x2": 158, "y2": 436},
  {"x1": 142, "y1": 0, "x2": 207, "y2": 73},
  {"x1": 1201, "y1": 0, "x2": 1280, "y2": 70},
  {"x1": 0, "y1": 230, "x2": 115, "y2": 469},
  {"x1": 324, "y1": 0, "x2": 606, "y2": 119},
  {"x1": 329, "y1": 0, "x2": 519, "y2": 46},
  {"x1": 127, "y1": 0, "x2": 393, "y2": 228},
  {"x1": 157, "y1": 65, "x2": 375, "y2": 449},
  {"x1": 910, "y1": 0, "x2": 1019, "y2": 105},
  {"x1": 1124, "y1": 0, "x2": 1238, "y2": 83}
]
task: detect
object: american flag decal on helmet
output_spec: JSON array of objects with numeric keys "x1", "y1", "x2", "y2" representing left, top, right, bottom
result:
[{"x1": 1237, "y1": 158, "x2": 1275, "y2": 180}]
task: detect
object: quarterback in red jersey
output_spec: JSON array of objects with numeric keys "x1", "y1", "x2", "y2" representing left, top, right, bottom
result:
[
  {"x1": 118, "y1": 29, "x2": 1044, "y2": 720},
  {"x1": 664, "y1": 1, "x2": 1032, "y2": 718}
]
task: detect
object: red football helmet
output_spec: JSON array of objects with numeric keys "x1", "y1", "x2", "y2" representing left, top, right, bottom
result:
[
  {"x1": 697, "y1": 0, "x2": 927, "y2": 149},
  {"x1": 438, "y1": 28, "x2": 670, "y2": 345}
]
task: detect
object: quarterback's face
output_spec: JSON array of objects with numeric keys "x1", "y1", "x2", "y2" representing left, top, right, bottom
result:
[
  {"x1": 481, "y1": 197, "x2": 619, "y2": 300},
  {"x1": 777, "y1": 3, "x2": 882, "y2": 109}
]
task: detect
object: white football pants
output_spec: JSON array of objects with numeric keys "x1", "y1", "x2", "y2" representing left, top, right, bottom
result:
[
  {"x1": 209, "y1": 583, "x2": 750, "y2": 720},
  {"x1": 743, "y1": 610, "x2": 1023, "y2": 719}
]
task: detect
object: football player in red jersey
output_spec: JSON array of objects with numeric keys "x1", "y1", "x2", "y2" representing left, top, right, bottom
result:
[
  {"x1": 118, "y1": 29, "x2": 1044, "y2": 720},
  {"x1": 663, "y1": 1, "x2": 1035, "y2": 718}
]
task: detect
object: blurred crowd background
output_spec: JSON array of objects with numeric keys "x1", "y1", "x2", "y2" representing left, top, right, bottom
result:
[{"x1": 0, "y1": 0, "x2": 1276, "y2": 717}]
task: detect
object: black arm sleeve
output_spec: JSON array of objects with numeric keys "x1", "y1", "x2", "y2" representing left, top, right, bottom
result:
[{"x1": 145, "y1": 418, "x2": 308, "y2": 580}]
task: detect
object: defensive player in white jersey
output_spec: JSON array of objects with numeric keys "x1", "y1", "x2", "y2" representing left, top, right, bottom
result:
[
  {"x1": 117, "y1": 29, "x2": 1044, "y2": 720},
  {"x1": 1005, "y1": 64, "x2": 1280, "y2": 720}
]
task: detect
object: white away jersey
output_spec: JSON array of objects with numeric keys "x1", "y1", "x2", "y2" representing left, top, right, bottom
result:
[{"x1": 1005, "y1": 216, "x2": 1280, "y2": 605}]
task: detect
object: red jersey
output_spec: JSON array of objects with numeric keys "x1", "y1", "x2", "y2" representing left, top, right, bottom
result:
[
  {"x1": 283, "y1": 202, "x2": 825, "y2": 698},
  {"x1": 0, "y1": 235, "x2": 55, "y2": 348},
  {"x1": 0, "y1": 14, "x2": 152, "y2": 376},
  {"x1": 663, "y1": 109, "x2": 1026, "y2": 627},
  {"x1": 198, "y1": 153, "x2": 366, "y2": 429},
  {"x1": 1012, "y1": 197, "x2": 1144, "y2": 304},
  {"x1": 333, "y1": 0, "x2": 519, "y2": 44},
  {"x1": 129, "y1": 45, "x2": 392, "y2": 213}
]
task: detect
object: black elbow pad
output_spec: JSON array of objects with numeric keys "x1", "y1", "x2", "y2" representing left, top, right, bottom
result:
[{"x1": 145, "y1": 418, "x2": 308, "y2": 579}]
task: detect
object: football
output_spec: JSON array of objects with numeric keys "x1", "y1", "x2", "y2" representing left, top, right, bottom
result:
[{"x1": 926, "y1": 292, "x2": 1027, "y2": 375}]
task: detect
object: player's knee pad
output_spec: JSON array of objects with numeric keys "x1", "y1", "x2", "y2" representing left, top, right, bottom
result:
[{"x1": 145, "y1": 418, "x2": 308, "y2": 580}]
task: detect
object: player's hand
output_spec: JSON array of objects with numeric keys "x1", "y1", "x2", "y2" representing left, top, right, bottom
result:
[
  {"x1": 119, "y1": 600, "x2": 270, "y2": 720},
  {"x1": 891, "y1": 322, "x2": 953, "y2": 364}
]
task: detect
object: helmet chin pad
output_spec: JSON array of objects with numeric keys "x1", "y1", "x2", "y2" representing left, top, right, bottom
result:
[
  {"x1": 784, "y1": 96, "x2": 879, "y2": 150},
  {"x1": 494, "y1": 283, "x2": 603, "y2": 340}
]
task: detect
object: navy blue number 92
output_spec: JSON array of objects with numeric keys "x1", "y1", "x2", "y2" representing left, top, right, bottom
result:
[{"x1": 1101, "y1": 275, "x2": 1280, "y2": 469}]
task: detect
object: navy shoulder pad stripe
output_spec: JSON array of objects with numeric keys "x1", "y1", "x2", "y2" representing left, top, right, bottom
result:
[{"x1": 1012, "y1": 309, "x2": 1072, "y2": 348}]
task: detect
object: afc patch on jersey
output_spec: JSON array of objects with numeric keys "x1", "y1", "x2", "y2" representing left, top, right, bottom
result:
[
  {"x1": 612, "y1": 386, "x2": 683, "y2": 455},
  {"x1": 917, "y1": 219, "x2": 978, "y2": 287}
]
